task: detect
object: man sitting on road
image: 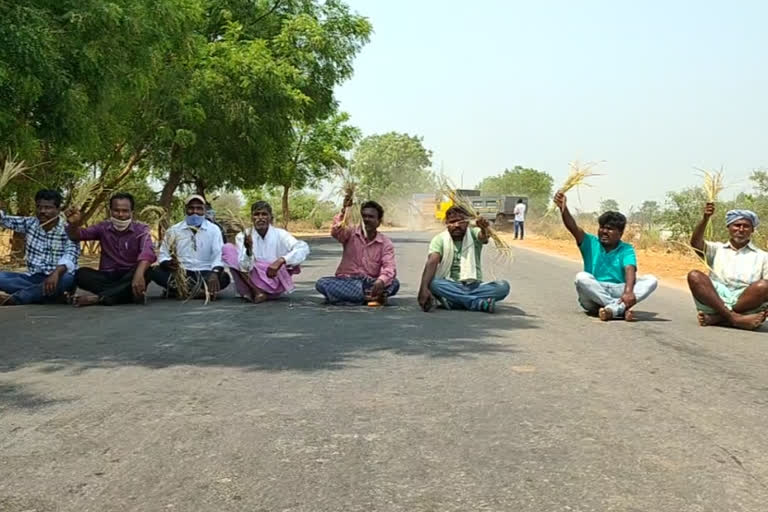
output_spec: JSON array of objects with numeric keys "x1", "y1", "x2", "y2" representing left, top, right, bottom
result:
[
  {"x1": 0, "y1": 189, "x2": 79, "y2": 305},
  {"x1": 151, "y1": 195, "x2": 230, "y2": 300},
  {"x1": 687, "y1": 203, "x2": 768, "y2": 330},
  {"x1": 316, "y1": 198, "x2": 398, "y2": 306},
  {"x1": 554, "y1": 191, "x2": 657, "y2": 321},
  {"x1": 417, "y1": 206, "x2": 510, "y2": 313},
  {"x1": 222, "y1": 201, "x2": 310, "y2": 303}
]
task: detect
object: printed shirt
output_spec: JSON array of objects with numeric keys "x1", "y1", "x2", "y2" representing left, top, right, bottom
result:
[
  {"x1": 158, "y1": 219, "x2": 224, "y2": 272},
  {"x1": 0, "y1": 212, "x2": 79, "y2": 275},
  {"x1": 76, "y1": 220, "x2": 156, "y2": 272},
  {"x1": 579, "y1": 233, "x2": 637, "y2": 284},
  {"x1": 233, "y1": 225, "x2": 310, "y2": 272},
  {"x1": 428, "y1": 227, "x2": 484, "y2": 281},
  {"x1": 514, "y1": 203, "x2": 526, "y2": 222},
  {"x1": 330, "y1": 214, "x2": 397, "y2": 286},
  {"x1": 704, "y1": 240, "x2": 768, "y2": 292}
]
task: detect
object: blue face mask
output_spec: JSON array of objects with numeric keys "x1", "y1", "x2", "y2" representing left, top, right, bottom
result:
[{"x1": 185, "y1": 214, "x2": 205, "y2": 227}]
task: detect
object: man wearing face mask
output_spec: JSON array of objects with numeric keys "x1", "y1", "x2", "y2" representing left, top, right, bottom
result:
[
  {"x1": 687, "y1": 203, "x2": 768, "y2": 330},
  {"x1": 65, "y1": 192, "x2": 156, "y2": 306},
  {"x1": 554, "y1": 191, "x2": 658, "y2": 322},
  {"x1": 152, "y1": 194, "x2": 230, "y2": 300}
]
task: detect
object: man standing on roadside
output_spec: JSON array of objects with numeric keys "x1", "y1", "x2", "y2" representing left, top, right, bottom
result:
[
  {"x1": 513, "y1": 199, "x2": 527, "y2": 240},
  {"x1": 65, "y1": 192, "x2": 156, "y2": 306},
  {"x1": 0, "y1": 189, "x2": 79, "y2": 305}
]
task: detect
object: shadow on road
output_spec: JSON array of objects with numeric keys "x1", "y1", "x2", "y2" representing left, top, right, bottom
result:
[{"x1": 0, "y1": 291, "x2": 536, "y2": 379}]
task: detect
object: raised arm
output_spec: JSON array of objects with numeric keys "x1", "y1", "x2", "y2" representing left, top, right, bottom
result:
[
  {"x1": 330, "y1": 206, "x2": 353, "y2": 243},
  {"x1": 690, "y1": 202, "x2": 714, "y2": 256},
  {"x1": 554, "y1": 191, "x2": 585, "y2": 245},
  {"x1": 0, "y1": 210, "x2": 31, "y2": 234}
]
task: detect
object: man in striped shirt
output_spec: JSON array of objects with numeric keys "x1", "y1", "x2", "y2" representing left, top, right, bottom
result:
[
  {"x1": 0, "y1": 189, "x2": 80, "y2": 305},
  {"x1": 688, "y1": 203, "x2": 768, "y2": 330}
]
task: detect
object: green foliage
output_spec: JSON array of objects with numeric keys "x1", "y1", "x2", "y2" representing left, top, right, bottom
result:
[
  {"x1": 0, "y1": 0, "x2": 372, "y2": 217},
  {"x1": 477, "y1": 166, "x2": 554, "y2": 214},
  {"x1": 242, "y1": 187, "x2": 335, "y2": 227},
  {"x1": 351, "y1": 132, "x2": 435, "y2": 207},
  {"x1": 630, "y1": 200, "x2": 661, "y2": 229},
  {"x1": 599, "y1": 199, "x2": 620, "y2": 213}
]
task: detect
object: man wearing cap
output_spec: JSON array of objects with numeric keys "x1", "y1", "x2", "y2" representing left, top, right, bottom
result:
[
  {"x1": 151, "y1": 194, "x2": 230, "y2": 300},
  {"x1": 687, "y1": 202, "x2": 768, "y2": 330}
]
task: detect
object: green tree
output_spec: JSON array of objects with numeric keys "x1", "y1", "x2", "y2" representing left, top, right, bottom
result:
[
  {"x1": 477, "y1": 166, "x2": 554, "y2": 213},
  {"x1": 631, "y1": 200, "x2": 661, "y2": 229},
  {"x1": 269, "y1": 112, "x2": 360, "y2": 226},
  {"x1": 598, "y1": 199, "x2": 620, "y2": 213},
  {"x1": 351, "y1": 132, "x2": 435, "y2": 207}
]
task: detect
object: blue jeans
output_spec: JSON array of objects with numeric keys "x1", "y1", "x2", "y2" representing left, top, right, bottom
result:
[
  {"x1": 574, "y1": 271, "x2": 658, "y2": 317},
  {"x1": 514, "y1": 221, "x2": 524, "y2": 239},
  {"x1": 0, "y1": 271, "x2": 76, "y2": 305},
  {"x1": 430, "y1": 278, "x2": 510, "y2": 311}
]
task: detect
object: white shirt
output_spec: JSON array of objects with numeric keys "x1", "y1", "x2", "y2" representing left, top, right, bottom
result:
[
  {"x1": 158, "y1": 219, "x2": 224, "y2": 271},
  {"x1": 514, "y1": 203, "x2": 526, "y2": 222},
  {"x1": 233, "y1": 225, "x2": 310, "y2": 272},
  {"x1": 705, "y1": 240, "x2": 768, "y2": 291}
]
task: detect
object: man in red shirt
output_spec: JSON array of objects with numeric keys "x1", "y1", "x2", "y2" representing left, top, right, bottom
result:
[{"x1": 316, "y1": 199, "x2": 398, "y2": 306}]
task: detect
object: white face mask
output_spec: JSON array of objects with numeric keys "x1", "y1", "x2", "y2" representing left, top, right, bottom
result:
[{"x1": 110, "y1": 216, "x2": 132, "y2": 231}]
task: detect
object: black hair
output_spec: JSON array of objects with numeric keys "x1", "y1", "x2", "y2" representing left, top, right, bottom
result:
[
  {"x1": 251, "y1": 200, "x2": 273, "y2": 216},
  {"x1": 34, "y1": 189, "x2": 63, "y2": 208},
  {"x1": 445, "y1": 205, "x2": 470, "y2": 219},
  {"x1": 361, "y1": 200, "x2": 384, "y2": 220},
  {"x1": 517, "y1": 198, "x2": 524, "y2": 204},
  {"x1": 109, "y1": 192, "x2": 135, "y2": 210},
  {"x1": 598, "y1": 211, "x2": 626, "y2": 232}
]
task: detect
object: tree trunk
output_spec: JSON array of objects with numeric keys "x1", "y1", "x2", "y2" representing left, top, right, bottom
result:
[
  {"x1": 160, "y1": 167, "x2": 185, "y2": 211},
  {"x1": 282, "y1": 184, "x2": 290, "y2": 229},
  {"x1": 81, "y1": 149, "x2": 145, "y2": 224},
  {"x1": 194, "y1": 177, "x2": 206, "y2": 199}
]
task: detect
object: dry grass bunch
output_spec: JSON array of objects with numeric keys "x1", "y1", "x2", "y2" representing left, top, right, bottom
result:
[
  {"x1": 437, "y1": 178, "x2": 513, "y2": 260},
  {"x1": 549, "y1": 160, "x2": 605, "y2": 213},
  {"x1": 0, "y1": 154, "x2": 29, "y2": 194}
]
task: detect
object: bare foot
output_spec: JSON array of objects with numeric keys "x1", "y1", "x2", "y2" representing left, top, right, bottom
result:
[
  {"x1": 0, "y1": 291, "x2": 16, "y2": 306},
  {"x1": 72, "y1": 295, "x2": 101, "y2": 308},
  {"x1": 730, "y1": 312, "x2": 767, "y2": 331},
  {"x1": 598, "y1": 308, "x2": 613, "y2": 321},
  {"x1": 624, "y1": 310, "x2": 636, "y2": 322},
  {"x1": 697, "y1": 311, "x2": 724, "y2": 326},
  {"x1": 252, "y1": 291, "x2": 267, "y2": 304}
]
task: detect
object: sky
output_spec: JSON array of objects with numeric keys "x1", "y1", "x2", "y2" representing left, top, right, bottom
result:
[{"x1": 335, "y1": 0, "x2": 768, "y2": 211}]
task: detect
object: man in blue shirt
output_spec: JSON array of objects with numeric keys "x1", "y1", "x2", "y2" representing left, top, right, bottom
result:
[{"x1": 554, "y1": 191, "x2": 658, "y2": 321}]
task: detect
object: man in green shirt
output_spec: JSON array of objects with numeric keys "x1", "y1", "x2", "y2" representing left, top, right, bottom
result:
[
  {"x1": 554, "y1": 191, "x2": 658, "y2": 321},
  {"x1": 418, "y1": 206, "x2": 510, "y2": 313}
]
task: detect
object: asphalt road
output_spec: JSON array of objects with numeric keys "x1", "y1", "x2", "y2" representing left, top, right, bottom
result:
[{"x1": 1, "y1": 231, "x2": 768, "y2": 512}]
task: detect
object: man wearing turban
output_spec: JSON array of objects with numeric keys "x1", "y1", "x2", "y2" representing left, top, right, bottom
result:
[{"x1": 688, "y1": 202, "x2": 768, "y2": 330}]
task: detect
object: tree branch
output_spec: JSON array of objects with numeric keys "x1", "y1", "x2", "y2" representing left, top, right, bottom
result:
[{"x1": 254, "y1": 0, "x2": 282, "y2": 24}]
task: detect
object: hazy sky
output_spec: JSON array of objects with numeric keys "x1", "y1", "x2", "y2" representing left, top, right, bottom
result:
[{"x1": 336, "y1": 0, "x2": 768, "y2": 211}]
